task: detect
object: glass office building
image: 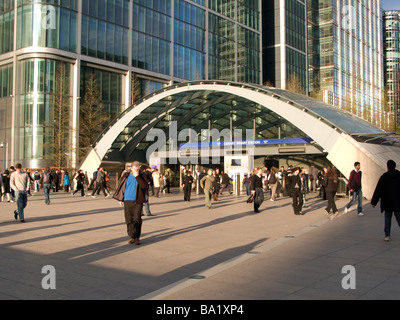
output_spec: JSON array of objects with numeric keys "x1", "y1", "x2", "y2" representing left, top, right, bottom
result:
[
  {"x1": 263, "y1": 0, "x2": 308, "y2": 93},
  {"x1": 0, "y1": 0, "x2": 262, "y2": 169},
  {"x1": 308, "y1": 0, "x2": 384, "y2": 123},
  {"x1": 384, "y1": 10, "x2": 400, "y2": 126}
]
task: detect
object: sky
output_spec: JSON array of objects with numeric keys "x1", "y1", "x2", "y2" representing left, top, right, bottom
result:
[{"x1": 382, "y1": 0, "x2": 400, "y2": 10}]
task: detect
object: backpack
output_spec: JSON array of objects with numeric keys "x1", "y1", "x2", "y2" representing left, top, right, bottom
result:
[
  {"x1": 42, "y1": 172, "x2": 51, "y2": 184},
  {"x1": 34, "y1": 172, "x2": 41, "y2": 180}
]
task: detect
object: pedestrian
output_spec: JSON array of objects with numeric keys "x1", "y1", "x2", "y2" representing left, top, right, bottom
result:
[
  {"x1": 266, "y1": 167, "x2": 278, "y2": 201},
  {"x1": 317, "y1": 169, "x2": 326, "y2": 199},
  {"x1": 91, "y1": 167, "x2": 109, "y2": 198},
  {"x1": 322, "y1": 165, "x2": 339, "y2": 219},
  {"x1": 113, "y1": 161, "x2": 149, "y2": 245},
  {"x1": 104, "y1": 169, "x2": 112, "y2": 194},
  {"x1": 162, "y1": 168, "x2": 172, "y2": 194},
  {"x1": 0, "y1": 169, "x2": 2, "y2": 201},
  {"x1": 309, "y1": 164, "x2": 319, "y2": 192},
  {"x1": 10, "y1": 163, "x2": 30, "y2": 222},
  {"x1": 200, "y1": 169, "x2": 215, "y2": 209},
  {"x1": 9, "y1": 166, "x2": 15, "y2": 202},
  {"x1": 142, "y1": 167, "x2": 152, "y2": 216},
  {"x1": 371, "y1": 160, "x2": 400, "y2": 241},
  {"x1": 243, "y1": 173, "x2": 251, "y2": 196},
  {"x1": 344, "y1": 161, "x2": 364, "y2": 216},
  {"x1": 1, "y1": 169, "x2": 11, "y2": 202},
  {"x1": 291, "y1": 167, "x2": 303, "y2": 215},
  {"x1": 251, "y1": 167, "x2": 264, "y2": 213},
  {"x1": 183, "y1": 170, "x2": 194, "y2": 201},
  {"x1": 72, "y1": 170, "x2": 86, "y2": 197},
  {"x1": 64, "y1": 171, "x2": 70, "y2": 192},
  {"x1": 41, "y1": 167, "x2": 53, "y2": 205},
  {"x1": 219, "y1": 171, "x2": 233, "y2": 195},
  {"x1": 53, "y1": 169, "x2": 60, "y2": 192},
  {"x1": 152, "y1": 168, "x2": 160, "y2": 197},
  {"x1": 33, "y1": 169, "x2": 41, "y2": 192},
  {"x1": 212, "y1": 168, "x2": 221, "y2": 201}
]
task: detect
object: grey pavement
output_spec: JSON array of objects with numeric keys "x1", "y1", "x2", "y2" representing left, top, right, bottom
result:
[{"x1": 1, "y1": 188, "x2": 400, "y2": 300}]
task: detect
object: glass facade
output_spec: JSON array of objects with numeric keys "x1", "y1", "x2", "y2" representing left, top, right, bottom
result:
[
  {"x1": 0, "y1": 0, "x2": 14, "y2": 55},
  {"x1": 308, "y1": 0, "x2": 384, "y2": 124},
  {"x1": 132, "y1": 0, "x2": 171, "y2": 74},
  {"x1": 0, "y1": 0, "x2": 262, "y2": 167},
  {"x1": 17, "y1": 0, "x2": 77, "y2": 52},
  {"x1": 262, "y1": 0, "x2": 308, "y2": 92},
  {"x1": 384, "y1": 11, "x2": 400, "y2": 125},
  {"x1": 0, "y1": 63, "x2": 13, "y2": 170},
  {"x1": 80, "y1": 65, "x2": 124, "y2": 122},
  {"x1": 81, "y1": 0, "x2": 129, "y2": 64},
  {"x1": 15, "y1": 58, "x2": 73, "y2": 164}
]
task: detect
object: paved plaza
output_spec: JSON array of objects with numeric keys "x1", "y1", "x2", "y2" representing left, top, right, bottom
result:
[{"x1": 1, "y1": 188, "x2": 400, "y2": 300}]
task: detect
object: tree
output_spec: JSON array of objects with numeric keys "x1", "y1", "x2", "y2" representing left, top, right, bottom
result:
[
  {"x1": 131, "y1": 73, "x2": 142, "y2": 105},
  {"x1": 46, "y1": 63, "x2": 73, "y2": 169},
  {"x1": 287, "y1": 73, "x2": 305, "y2": 95},
  {"x1": 79, "y1": 74, "x2": 108, "y2": 160}
]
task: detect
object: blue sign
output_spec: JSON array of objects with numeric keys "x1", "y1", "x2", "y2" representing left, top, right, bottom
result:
[{"x1": 180, "y1": 138, "x2": 313, "y2": 148}]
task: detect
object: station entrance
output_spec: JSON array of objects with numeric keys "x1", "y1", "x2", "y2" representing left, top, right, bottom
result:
[{"x1": 79, "y1": 81, "x2": 400, "y2": 199}]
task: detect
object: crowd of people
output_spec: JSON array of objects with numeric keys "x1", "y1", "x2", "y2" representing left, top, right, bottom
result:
[{"x1": 2, "y1": 158, "x2": 400, "y2": 243}]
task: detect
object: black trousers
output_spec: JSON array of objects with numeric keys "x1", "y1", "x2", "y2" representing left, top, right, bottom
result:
[
  {"x1": 292, "y1": 188, "x2": 303, "y2": 214},
  {"x1": 184, "y1": 186, "x2": 191, "y2": 201},
  {"x1": 325, "y1": 191, "x2": 337, "y2": 213},
  {"x1": 124, "y1": 201, "x2": 143, "y2": 239},
  {"x1": 92, "y1": 182, "x2": 107, "y2": 196}
]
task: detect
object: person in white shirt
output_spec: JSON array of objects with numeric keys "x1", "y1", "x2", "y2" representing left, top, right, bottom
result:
[
  {"x1": 152, "y1": 169, "x2": 160, "y2": 197},
  {"x1": 10, "y1": 163, "x2": 30, "y2": 222}
]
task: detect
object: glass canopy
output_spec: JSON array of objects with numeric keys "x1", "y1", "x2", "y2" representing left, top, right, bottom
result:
[{"x1": 95, "y1": 81, "x2": 398, "y2": 162}]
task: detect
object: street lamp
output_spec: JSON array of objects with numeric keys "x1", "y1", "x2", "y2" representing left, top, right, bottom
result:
[{"x1": 0, "y1": 141, "x2": 8, "y2": 169}]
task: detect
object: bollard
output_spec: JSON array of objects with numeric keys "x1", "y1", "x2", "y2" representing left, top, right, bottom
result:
[{"x1": 235, "y1": 173, "x2": 240, "y2": 195}]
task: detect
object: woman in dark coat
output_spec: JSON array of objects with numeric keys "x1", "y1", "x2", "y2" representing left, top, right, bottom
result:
[
  {"x1": 2, "y1": 170, "x2": 11, "y2": 202},
  {"x1": 72, "y1": 170, "x2": 86, "y2": 197},
  {"x1": 250, "y1": 168, "x2": 264, "y2": 213},
  {"x1": 291, "y1": 167, "x2": 303, "y2": 215},
  {"x1": 323, "y1": 165, "x2": 339, "y2": 219}
]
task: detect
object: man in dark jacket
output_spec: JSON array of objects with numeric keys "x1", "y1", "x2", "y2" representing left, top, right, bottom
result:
[
  {"x1": 291, "y1": 167, "x2": 304, "y2": 215},
  {"x1": 182, "y1": 171, "x2": 194, "y2": 201},
  {"x1": 251, "y1": 168, "x2": 264, "y2": 213},
  {"x1": 113, "y1": 161, "x2": 148, "y2": 245},
  {"x1": 344, "y1": 161, "x2": 363, "y2": 216},
  {"x1": 219, "y1": 172, "x2": 233, "y2": 195},
  {"x1": 371, "y1": 160, "x2": 400, "y2": 242}
]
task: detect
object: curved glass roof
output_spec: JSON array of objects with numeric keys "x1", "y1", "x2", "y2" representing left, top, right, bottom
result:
[{"x1": 96, "y1": 81, "x2": 399, "y2": 161}]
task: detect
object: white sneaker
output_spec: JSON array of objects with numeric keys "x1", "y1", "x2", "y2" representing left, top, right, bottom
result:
[
  {"x1": 358, "y1": 212, "x2": 364, "y2": 216},
  {"x1": 344, "y1": 207, "x2": 348, "y2": 213},
  {"x1": 384, "y1": 236, "x2": 391, "y2": 242}
]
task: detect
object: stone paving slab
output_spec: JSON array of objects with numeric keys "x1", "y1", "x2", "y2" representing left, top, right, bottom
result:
[{"x1": 0, "y1": 188, "x2": 399, "y2": 300}]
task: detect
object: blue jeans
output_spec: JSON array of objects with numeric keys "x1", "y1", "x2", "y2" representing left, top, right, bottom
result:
[
  {"x1": 385, "y1": 211, "x2": 400, "y2": 237},
  {"x1": 144, "y1": 194, "x2": 151, "y2": 216},
  {"x1": 43, "y1": 183, "x2": 51, "y2": 204},
  {"x1": 15, "y1": 191, "x2": 28, "y2": 221},
  {"x1": 346, "y1": 188, "x2": 363, "y2": 213}
]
